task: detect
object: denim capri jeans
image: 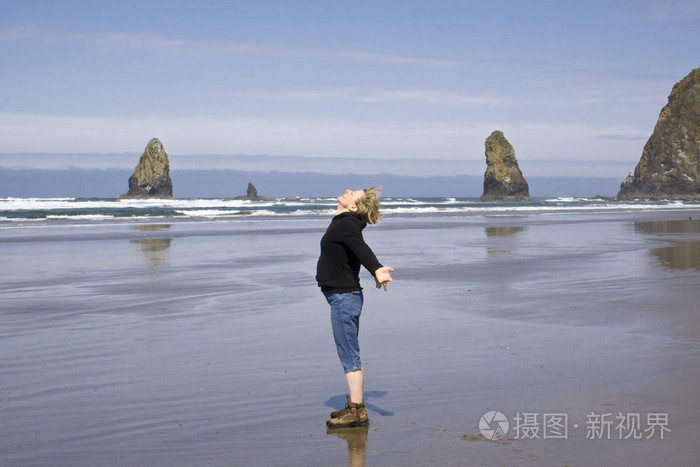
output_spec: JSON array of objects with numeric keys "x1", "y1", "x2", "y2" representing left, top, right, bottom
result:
[{"x1": 324, "y1": 290, "x2": 364, "y2": 373}]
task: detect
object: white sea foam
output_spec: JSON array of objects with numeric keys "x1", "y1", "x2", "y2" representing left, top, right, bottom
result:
[
  {"x1": 46, "y1": 214, "x2": 116, "y2": 221},
  {"x1": 1, "y1": 197, "x2": 698, "y2": 223},
  {"x1": 177, "y1": 209, "x2": 245, "y2": 218}
]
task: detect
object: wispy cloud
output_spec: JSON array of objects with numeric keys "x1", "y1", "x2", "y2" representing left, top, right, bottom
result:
[
  {"x1": 225, "y1": 78, "x2": 667, "y2": 113},
  {"x1": 0, "y1": 111, "x2": 645, "y2": 175},
  {"x1": 228, "y1": 87, "x2": 529, "y2": 107},
  {"x1": 643, "y1": 0, "x2": 700, "y2": 21},
  {"x1": 596, "y1": 134, "x2": 648, "y2": 141},
  {"x1": 610, "y1": 0, "x2": 700, "y2": 22},
  {"x1": 0, "y1": 25, "x2": 464, "y2": 68},
  {"x1": 1, "y1": 25, "x2": 673, "y2": 109},
  {"x1": 0, "y1": 111, "x2": 475, "y2": 157}
]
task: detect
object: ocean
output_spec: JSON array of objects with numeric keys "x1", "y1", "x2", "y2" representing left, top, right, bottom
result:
[{"x1": 1, "y1": 196, "x2": 697, "y2": 224}]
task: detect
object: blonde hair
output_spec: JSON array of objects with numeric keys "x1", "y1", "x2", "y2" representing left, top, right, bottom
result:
[{"x1": 355, "y1": 187, "x2": 383, "y2": 224}]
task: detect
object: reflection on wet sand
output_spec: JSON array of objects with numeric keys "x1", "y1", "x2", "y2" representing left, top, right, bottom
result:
[
  {"x1": 485, "y1": 226, "x2": 526, "y2": 238},
  {"x1": 485, "y1": 226, "x2": 526, "y2": 257},
  {"x1": 130, "y1": 225, "x2": 172, "y2": 267},
  {"x1": 327, "y1": 426, "x2": 369, "y2": 467},
  {"x1": 634, "y1": 219, "x2": 699, "y2": 236},
  {"x1": 649, "y1": 241, "x2": 700, "y2": 271},
  {"x1": 131, "y1": 237, "x2": 172, "y2": 253},
  {"x1": 634, "y1": 219, "x2": 700, "y2": 271}
]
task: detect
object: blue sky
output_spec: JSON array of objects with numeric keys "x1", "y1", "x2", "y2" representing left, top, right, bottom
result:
[{"x1": 1, "y1": 0, "x2": 699, "y2": 177}]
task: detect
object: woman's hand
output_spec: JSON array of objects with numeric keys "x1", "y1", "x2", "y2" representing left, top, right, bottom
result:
[{"x1": 374, "y1": 266, "x2": 394, "y2": 291}]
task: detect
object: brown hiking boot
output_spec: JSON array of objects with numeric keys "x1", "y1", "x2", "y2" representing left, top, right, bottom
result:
[
  {"x1": 326, "y1": 401, "x2": 369, "y2": 429},
  {"x1": 330, "y1": 395, "x2": 351, "y2": 419}
]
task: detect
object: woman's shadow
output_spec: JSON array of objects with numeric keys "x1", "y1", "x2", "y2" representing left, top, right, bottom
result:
[{"x1": 325, "y1": 390, "x2": 393, "y2": 417}]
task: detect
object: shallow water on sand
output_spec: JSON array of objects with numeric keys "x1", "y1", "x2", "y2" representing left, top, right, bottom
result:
[{"x1": 1, "y1": 211, "x2": 699, "y2": 466}]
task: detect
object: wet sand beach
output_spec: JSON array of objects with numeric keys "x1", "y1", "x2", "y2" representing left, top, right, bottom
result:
[{"x1": 1, "y1": 209, "x2": 699, "y2": 466}]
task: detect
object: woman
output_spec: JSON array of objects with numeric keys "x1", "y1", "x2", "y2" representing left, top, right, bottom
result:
[{"x1": 316, "y1": 187, "x2": 394, "y2": 428}]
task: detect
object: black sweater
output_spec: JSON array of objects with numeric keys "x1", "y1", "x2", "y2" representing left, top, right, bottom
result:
[{"x1": 316, "y1": 212, "x2": 383, "y2": 293}]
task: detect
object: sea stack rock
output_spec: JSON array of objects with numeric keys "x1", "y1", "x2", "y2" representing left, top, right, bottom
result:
[
  {"x1": 120, "y1": 138, "x2": 173, "y2": 199},
  {"x1": 617, "y1": 68, "x2": 700, "y2": 200},
  {"x1": 234, "y1": 182, "x2": 271, "y2": 201},
  {"x1": 480, "y1": 130, "x2": 531, "y2": 201}
]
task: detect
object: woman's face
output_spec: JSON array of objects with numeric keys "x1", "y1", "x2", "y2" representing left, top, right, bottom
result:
[{"x1": 337, "y1": 189, "x2": 365, "y2": 211}]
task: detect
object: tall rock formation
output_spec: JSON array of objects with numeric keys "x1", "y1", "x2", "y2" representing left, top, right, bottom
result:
[
  {"x1": 234, "y1": 182, "x2": 271, "y2": 201},
  {"x1": 617, "y1": 68, "x2": 700, "y2": 200},
  {"x1": 120, "y1": 138, "x2": 174, "y2": 199},
  {"x1": 481, "y1": 130, "x2": 530, "y2": 201}
]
